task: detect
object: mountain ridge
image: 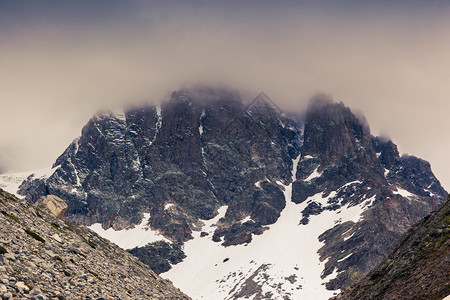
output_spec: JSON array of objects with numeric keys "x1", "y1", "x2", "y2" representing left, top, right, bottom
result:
[{"x1": 13, "y1": 88, "x2": 447, "y2": 299}]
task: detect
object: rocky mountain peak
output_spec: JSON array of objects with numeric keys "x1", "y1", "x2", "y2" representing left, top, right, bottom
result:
[
  {"x1": 19, "y1": 88, "x2": 303, "y2": 242},
  {"x1": 373, "y1": 137, "x2": 400, "y2": 168},
  {"x1": 154, "y1": 92, "x2": 204, "y2": 170},
  {"x1": 15, "y1": 88, "x2": 447, "y2": 299},
  {"x1": 291, "y1": 99, "x2": 446, "y2": 291},
  {"x1": 302, "y1": 99, "x2": 375, "y2": 165}
]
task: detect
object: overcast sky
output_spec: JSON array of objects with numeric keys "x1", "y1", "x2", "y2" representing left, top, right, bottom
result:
[{"x1": 1, "y1": 0, "x2": 450, "y2": 189}]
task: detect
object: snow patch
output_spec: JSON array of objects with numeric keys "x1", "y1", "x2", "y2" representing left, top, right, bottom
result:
[
  {"x1": 424, "y1": 189, "x2": 437, "y2": 197},
  {"x1": 88, "y1": 213, "x2": 170, "y2": 250},
  {"x1": 361, "y1": 196, "x2": 376, "y2": 211},
  {"x1": 292, "y1": 155, "x2": 300, "y2": 182},
  {"x1": 340, "y1": 181, "x2": 362, "y2": 190},
  {"x1": 69, "y1": 157, "x2": 81, "y2": 187},
  {"x1": 307, "y1": 192, "x2": 366, "y2": 224},
  {"x1": 343, "y1": 231, "x2": 355, "y2": 242},
  {"x1": 164, "y1": 203, "x2": 174, "y2": 210},
  {"x1": 240, "y1": 215, "x2": 253, "y2": 224},
  {"x1": 254, "y1": 180, "x2": 264, "y2": 188},
  {"x1": 149, "y1": 105, "x2": 162, "y2": 146},
  {"x1": 200, "y1": 206, "x2": 228, "y2": 236},
  {"x1": 199, "y1": 109, "x2": 205, "y2": 136},
  {"x1": 324, "y1": 266, "x2": 340, "y2": 281},
  {"x1": 393, "y1": 187, "x2": 414, "y2": 198},
  {"x1": 337, "y1": 253, "x2": 353, "y2": 263},
  {"x1": 304, "y1": 166, "x2": 322, "y2": 182}
]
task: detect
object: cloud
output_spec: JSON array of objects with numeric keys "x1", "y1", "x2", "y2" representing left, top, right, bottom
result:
[
  {"x1": 0, "y1": 1, "x2": 450, "y2": 189},
  {"x1": 377, "y1": 131, "x2": 392, "y2": 143},
  {"x1": 307, "y1": 93, "x2": 335, "y2": 111}
]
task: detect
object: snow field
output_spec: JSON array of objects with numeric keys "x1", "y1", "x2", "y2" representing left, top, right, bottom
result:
[
  {"x1": 162, "y1": 156, "x2": 370, "y2": 300},
  {"x1": 88, "y1": 213, "x2": 170, "y2": 250}
]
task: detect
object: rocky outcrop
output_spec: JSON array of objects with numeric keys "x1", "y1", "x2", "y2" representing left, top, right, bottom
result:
[
  {"x1": 128, "y1": 241, "x2": 186, "y2": 274},
  {"x1": 335, "y1": 196, "x2": 450, "y2": 300},
  {"x1": 35, "y1": 195, "x2": 68, "y2": 219},
  {"x1": 0, "y1": 188, "x2": 189, "y2": 299}
]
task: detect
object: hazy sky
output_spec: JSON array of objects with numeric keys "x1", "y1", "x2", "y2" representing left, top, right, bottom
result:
[{"x1": 1, "y1": 1, "x2": 450, "y2": 189}]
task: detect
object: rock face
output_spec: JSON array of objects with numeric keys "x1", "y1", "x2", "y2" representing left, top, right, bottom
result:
[
  {"x1": 128, "y1": 241, "x2": 186, "y2": 274},
  {"x1": 0, "y1": 188, "x2": 189, "y2": 299},
  {"x1": 335, "y1": 196, "x2": 450, "y2": 300},
  {"x1": 292, "y1": 99, "x2": 446, "y2": 290},
  {"x1": 20, "y1": 89, "x2": 303, "y2": 244},
  {"x1": 35, "y1": 195, "x2": 68, "y2": 219},
  {"x1": 18, "y1": 88, "x2": 447, "y2": 298}
]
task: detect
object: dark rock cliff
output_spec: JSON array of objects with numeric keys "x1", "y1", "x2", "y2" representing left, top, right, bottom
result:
[{"x1": 20, "y1": 89, "x2": 303, "y2": 244}]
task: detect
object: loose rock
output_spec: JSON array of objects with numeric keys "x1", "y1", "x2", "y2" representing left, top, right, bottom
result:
[{"x1": 0, "y1": 189, "x2": 190, "y2": 299}]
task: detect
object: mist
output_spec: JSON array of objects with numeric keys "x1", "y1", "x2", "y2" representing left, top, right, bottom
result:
[{"x1": 1, "y1": 1, "x2": 450, "y2": 189}]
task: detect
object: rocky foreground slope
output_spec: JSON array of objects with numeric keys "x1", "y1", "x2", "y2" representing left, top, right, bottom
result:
[
  {"x1": 0, "y1": 188, "x2": 189, "y2": 299},
  {"x1": 335, "y1": 196, "x2": 450, "y2": 300}
]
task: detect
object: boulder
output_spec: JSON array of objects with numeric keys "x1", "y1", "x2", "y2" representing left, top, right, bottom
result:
[{"x1": 35, "y1": 195, "x2": 68, "y2": 219}]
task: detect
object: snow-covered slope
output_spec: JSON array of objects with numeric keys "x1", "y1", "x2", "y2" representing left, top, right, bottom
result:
[
  {"x1": 88, "y1": 213, "x2": 170, "y2": 250},
  {"x1": 162, "y1": 156, "x2": 372, "y2": 300}
]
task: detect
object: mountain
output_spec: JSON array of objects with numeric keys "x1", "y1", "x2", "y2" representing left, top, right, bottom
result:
[
  {"x1": 0, "y1": 188, "x2": 189, "y2": 299},
  {"x1": 17, "y1": 88, "x2": 447, "y2": 299},
  {"x1": 19, "y1": 89, "x2": 303, "y2": 244},
  {"x1": 334, "y1": 196, "x2": 450, "y2": 300},
  {"x1": 291, "y1": 100, "x2": 446, "y2": 291}
]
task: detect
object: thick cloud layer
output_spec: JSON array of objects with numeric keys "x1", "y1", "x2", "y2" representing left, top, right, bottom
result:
[{"x1": 1, "y1": 1, "x2": 450, "y2": 189}]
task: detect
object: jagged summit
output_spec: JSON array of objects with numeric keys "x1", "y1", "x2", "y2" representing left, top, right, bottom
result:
[
  {"x1": 292, "y1": 99, "x2": 446, "y2": 290},
  {"x1": 20, "y1": 90, "x2": 302, "y2": 238},
  {"x1": 15, "y1": 88, "x2": 447, "y2": 299},
  {"x1": 301, "y1": 99, "x2": 375, "y2": 164}
]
